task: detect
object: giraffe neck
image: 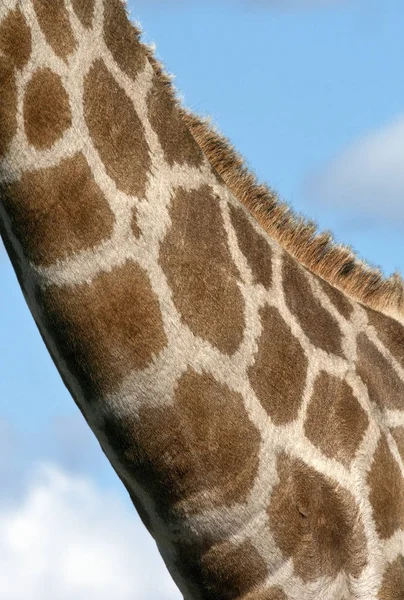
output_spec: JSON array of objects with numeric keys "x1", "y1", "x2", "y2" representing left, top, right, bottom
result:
[
  {"x1": 1, "y1": 2, "x2": 404, "y2": 600},
  {"x1": 0, "y1": 1, "x2": 260, "y2": 596}
]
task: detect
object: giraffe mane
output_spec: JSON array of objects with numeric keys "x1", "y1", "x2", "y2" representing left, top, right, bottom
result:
[
  {"x1": 140, "y1": 22, "x2": 404, "y2": 322},
  {"x1": 183, "y1": 112, "x2": 404, "y2": 319}
]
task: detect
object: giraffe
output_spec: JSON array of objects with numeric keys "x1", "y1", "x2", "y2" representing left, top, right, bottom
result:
[{"x1": 0, "y1": 1, "x2": 403, "y2": 599}]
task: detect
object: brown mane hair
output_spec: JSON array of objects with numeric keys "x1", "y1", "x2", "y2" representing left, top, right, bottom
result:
[{"x1": 140, "y1": 22, "x2": 404, "y2": 322}]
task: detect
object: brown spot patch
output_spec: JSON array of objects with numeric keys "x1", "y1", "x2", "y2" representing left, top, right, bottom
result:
[
  {"x1": 0, "y1": 57, "x2": 17, "y2": 157},
  {"x1": 378, "y1": 556, "x2": 404, "y2": 600},
  {"x1": 131, "y1": 207, "x2": 141, "y2": 238},
  {"x1": 160, "y1": 186, "x2": 245, "y2": 355},
  {"x1": 103, "y1": 0, "x2": 146, "y2": 80},
  {"x1": 249, "y1": 305, "x2": 307, "y2": 425},
  {"x1": 84, "y1": 59, "x2": 150, "y2": 197},
  {"x1": 229, "y1": 204, "x2": 272, "y2": 288},
  {"x1": 317, "y1": 276, "x2": 353, "y2": 321},
  {"x1": 0, "y1": 8, "x2": 32, "y2": 70},
  {"x1": 72, "y1": 0, "x2": 95, "y2": 28},
  {"x1": 38, "y1": 261, "x2": 167, "y2": 397},
  {"x1": 103, "y1": 368, "x2": 260, "y2": 519},
  {"x1": 147, "y1": 74, "x2": 204, "y2": 167},
  {"x1": 24, "y1": 68, "x2": 71, "y2": 149},
  {"x1": 244, "y1": 588, "x2": 288, "y2": 600},
  {"x1": 357, "y1": 333, "x2": 404, "y2": 411},
  {"x1": 390, "y1": 427, "x2": 404, "y2": 463},
  {"x1": 305, "y1": 372, "x2": 368, "y2": 466},
  {"x1": 33, "y1": 0, "x2": 76, "y2": 60},
  {"x1": 268, "y1": 453, "x2": 367, "y2": 582},
  {"x1": 199, "y1": 540, "x2": 268, "y2": 600},
  {"x1": 265, "y1": 589, "x2": 288, "y2": 600},
  {"x1": 368, "y1": 436, "x2": 404, "y2": 540},
  {"x1": 1, "y1": 153, "x2": 114, "y2": 266},
  {"x1": 282, "y1": 252, "x2": 344, "y2": 356},
  {"x1": 366, "y1": 306, "x2": 404, "y2": 369},
  {"x1": 175, "y1": 538, "x2": 268, "y2": 600}
]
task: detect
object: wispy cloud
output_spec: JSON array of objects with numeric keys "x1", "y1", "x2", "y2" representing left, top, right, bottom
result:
[
  {"x1": 0, "y1": 415, "x2": 180, "y2": 598},
  {"x1": 304, "y1": 115, "x2": 404, "y2": 227},
  {"x1": 0, "y1": 415, "x2": 112, "y2": 506},
  {"x1": 0, "y1": 464, "x2": 181, "y2": 600}
]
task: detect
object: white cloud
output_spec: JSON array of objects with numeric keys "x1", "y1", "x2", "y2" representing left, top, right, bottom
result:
[
  {"x1": 43, "y1": 415, "x2": 112, "y2": 477},
  {"x1": 305, "y1": 115, "x2": 404, "y2": 226},
  {"x1": 0, "y1": 464, "x2": 180, "y2": 600}
]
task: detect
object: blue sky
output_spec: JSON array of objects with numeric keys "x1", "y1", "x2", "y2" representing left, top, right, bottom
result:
[{"x1": 1, "y1": 1, "x2": 403, "y2": 597}]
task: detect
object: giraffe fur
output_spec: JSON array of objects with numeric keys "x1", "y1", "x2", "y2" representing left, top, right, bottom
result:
[{"x1": 0, "y1": 1, "x2": 403, "y2": 598}]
